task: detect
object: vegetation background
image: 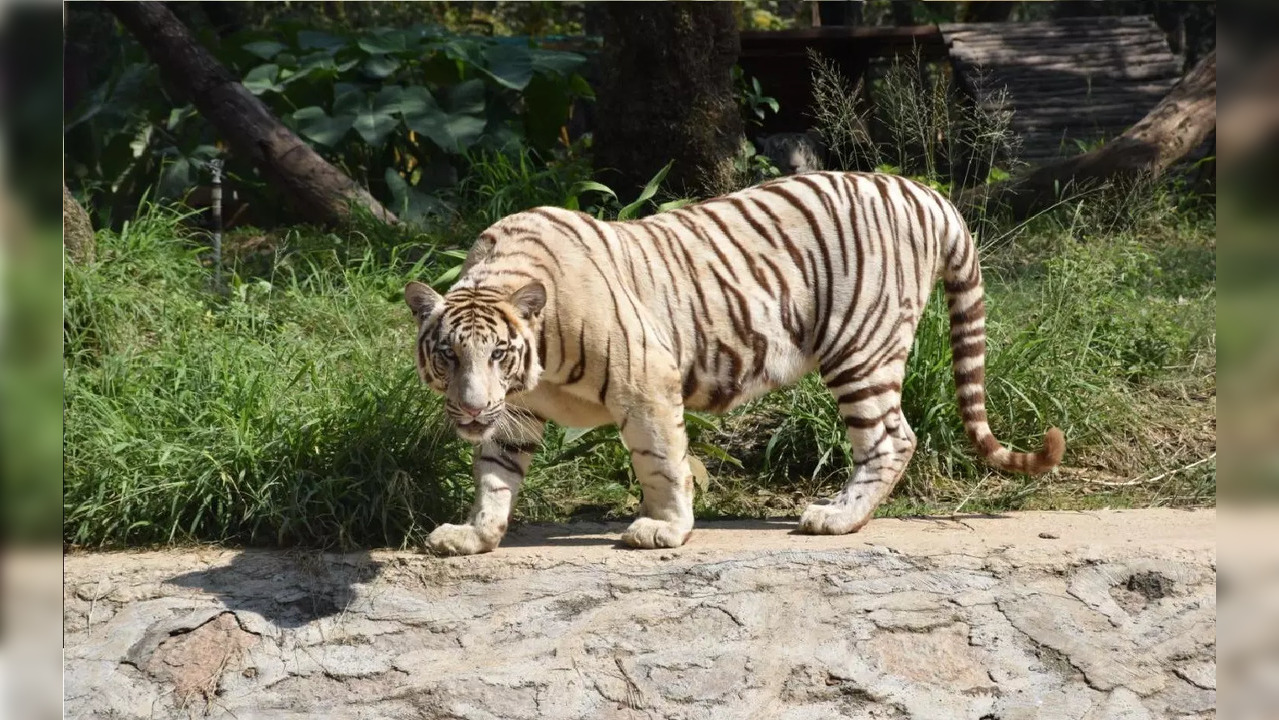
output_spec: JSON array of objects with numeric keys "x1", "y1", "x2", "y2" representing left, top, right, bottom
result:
[{"x1": 62, "y1": 1, "x2": 1215, "y2": 549}]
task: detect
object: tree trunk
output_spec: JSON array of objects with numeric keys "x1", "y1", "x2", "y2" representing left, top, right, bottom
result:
[
  {"x1": 594, "y1": 2, "x2": 744, "y2": 198},
  {"x1": 982, "y1": 50, "x2": 1216, "y2": 218},
  {"x1": 818, "y1": 1, "x2": 863, "y2": 27},
  {"x1": 890, "y1": 2, "x2": 915, "y2": 26},
  {"x1": 108, "y1": 2, "x2": 396, "y2": 227},
  {"x1": 962, "y1": 2, "x2": 1017, "y2": 23},
  {"x1": 64, "y1": 185, "x2": 95, "y2": 264}
]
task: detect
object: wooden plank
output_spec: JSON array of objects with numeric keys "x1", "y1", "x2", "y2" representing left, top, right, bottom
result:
[
  {"x1": 967, "y1": 75, "x2": 1177, "y2": 96},
  {"x1": 966, "y1": 77, "x2": 1176, "y2": 94},
  {"x1": 941, "y1": 16, "x2": 1163, "y2": 34},
  {"x1": 962, "y1": 62, "x2": 1181, "y2": 82},
  {"x1": 947, "y1": 29, "x2": 1166, "y2": 46},
  {"x1": 949, "y1": 40, "x2": 1171, "y2": 59},
  {"x1": 950, "y1": 40, "x2": 1170, "y2": 56},
  {"x1": 1000, "y1": 89, "x2": 1173, "y2": 105},
  {"x1": 984, "y1": 99, "x2": 1164, "y2": 115},
  {"x1": 951, "y1": 49, "x2": 1176, "y2": 67},
  {"x1": 945, "y1": 26, "x2": 1162, "y2": 42},
  {"x1": 955, "y1": 48, "x2": 1178, "y2": 63}
]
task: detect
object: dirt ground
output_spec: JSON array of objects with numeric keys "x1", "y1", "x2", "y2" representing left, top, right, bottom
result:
[{"x1": 64, "y1": 509, "x2": 1215, "y2": 719}]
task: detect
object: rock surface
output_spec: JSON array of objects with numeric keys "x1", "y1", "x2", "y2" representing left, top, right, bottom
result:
[{"x1": 65, "y1": 510, "x2": 1216, "y2": 719}]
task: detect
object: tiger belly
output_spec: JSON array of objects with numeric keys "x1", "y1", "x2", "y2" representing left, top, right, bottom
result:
[{"x1": 679, "y1": 338, "x2": 817, "y2": 413}]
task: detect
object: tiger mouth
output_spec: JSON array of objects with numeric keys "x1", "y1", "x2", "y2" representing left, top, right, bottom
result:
[{"x1": 453, "y1": 417, "x2": 497, "y2": 440}]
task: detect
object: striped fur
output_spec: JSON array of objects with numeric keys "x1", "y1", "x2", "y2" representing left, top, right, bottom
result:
[{"x1": 405, "y1": 171, "x2": 1064, "y2": 555}]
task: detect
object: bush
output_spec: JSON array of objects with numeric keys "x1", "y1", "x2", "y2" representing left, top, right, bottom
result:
[{"x1": 65, "y1": 22, "x2": 592, "y2": 229}]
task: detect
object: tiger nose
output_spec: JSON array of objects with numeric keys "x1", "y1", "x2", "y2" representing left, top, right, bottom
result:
[{"x1": 459, "y1": 403, "x2": 486, "y2": 418}]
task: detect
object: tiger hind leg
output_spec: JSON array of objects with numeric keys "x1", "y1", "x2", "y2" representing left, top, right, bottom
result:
[{"x1": 799, "y1": 363, "x2": 916, "y2": 535}]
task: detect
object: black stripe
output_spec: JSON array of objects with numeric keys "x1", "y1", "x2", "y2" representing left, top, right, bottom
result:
[
  {"x1": 497, "y1": 440, "x2": 540, "y2": 455},
  {"x1": 598, "y1": 336, "x2": 612, "y2": 403},
  {"x1": 479, "y1": 453, "x2": 522, "y2": 475},
  {"x1": 835, "y1": 382, "x2": 901, "y2": 406}
]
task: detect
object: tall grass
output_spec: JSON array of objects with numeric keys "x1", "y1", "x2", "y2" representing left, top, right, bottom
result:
[{"x1": 64, "y1": 205, "x2": 475, "y2": 548}]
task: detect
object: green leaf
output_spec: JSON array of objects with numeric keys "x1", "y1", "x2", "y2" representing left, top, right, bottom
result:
[
  {"x1": 243, "y1": 40, "x2": 288, "y2": 61},
  {"x1": 297, "y1": 52, "x2": 338, "y2": 76},
  {"x1": 568, "y1": 73, "x2": 595, "y2": 100},
  {"x1": 158, "y1": 156, "x2": 191, "y2": 199},
  {"x1": 657, "y1": 198, "x2": 695, "y2": 213},
  {"x1": 692, "y1": 441, "x2": 744, "y2": 469},
  {"x1": 358, "y1": 29, "x2": 411, "y2": 55},
  {"x1": 397, "y1": 84, "x2": 486, "y2": 154},
  {"x1": 618, "y1": 160, "x2": 673, "y2": 221},
  {"x1": 334, "y1": 88, "x2": 401, "y2": 147},
  {"x1": 383, "y1": 167, "x2": 449, "y2": 227},
  {"x1": 529, "y1": 49, "x2": 586, "y2": 76},
  {"x1": 481, "y1": 43, "x2": 534, "y2": 90},
  {"x1": 432, "y1": 264, "x2": 463, "y2": 290},
  {"x1": 291, "y1": 106, "x2": 354, "y2": 147},
  {"x1": 562, "y1": 426, "x2": 594, "y2": 445},
  {"x1": 447, "y1": 79, "x2": 487, "y2": 115},
  {"x1": 569, "y1": 181, "x2": 618, "y2": 203},
  {"x1": 683, "y1": 410, "x2": 717, "y2": 431},
  {"x1": 242, "y1": 64, "x2": 284, "y2": 95},
  {"x1": 361, "y1": 55, "x2": 401, "y2": 79},
  {"x1": 298, "y1": 30, "x2": 348, "y2": 53}
]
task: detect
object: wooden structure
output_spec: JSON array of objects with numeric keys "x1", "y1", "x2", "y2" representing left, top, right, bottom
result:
[
  {"x1": 941, "y1": 16, "x2": 1183, "y2": 164},
  {"x1": 737, "y1": 16, "x2": 1182, "y2": 165}
]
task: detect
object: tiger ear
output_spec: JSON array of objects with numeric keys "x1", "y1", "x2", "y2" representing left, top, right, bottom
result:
[
  {"x1": 508, "y1": 281, "x2": 546, "y2": 320},
  {"x1": 404, "y1": 281, "x2": 443, "y2": 320}
]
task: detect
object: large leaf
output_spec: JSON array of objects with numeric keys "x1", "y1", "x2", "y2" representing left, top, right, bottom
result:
[
  {"x1": 243, "y1": 40, "x2": 288, "y2": 61},
  {"x1": 529, "y1": 49, "x2": 587, "y2": 76},
  {"x1": 157, "y1": 156, "x2": 192, "y2": 199},
  {"x1": 447, "y1": 79, "x2": 487, "y2": 115},
  {"x1": 481, "y1": 43, "x2": 534, "y2": 90},
  {"x1": 291, "y1": 106, "x2": 355, "y2": 147},
  {"x1": 383, "y1": 167, "x2": 449, "y2": 227},
  {"x1": 333, "y1": 88, "x2": 401, "y2": 148},
  {"x1": 361, "y1": 55, "x2": 401, "y2": 80},
  {"x1": 358, "y1": 29, "x2": 411, "y2": 55},
  {"x1": 437, "y1": 38, "x2": 484, "y2": 69},
  {"x1": 296, "y1": 52, "x2": 356, "y2": 80},
  {"x1": 297, "y1": 30, "x2": 348, "y2": 53},
  {"x1": 397, "y1": 83, "x2": 486, "y2": 154},
  {"x1": 241, "y1": 64, "x2": 284, "y2": 95}
]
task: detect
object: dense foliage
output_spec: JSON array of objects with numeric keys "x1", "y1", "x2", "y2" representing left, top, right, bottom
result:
[{"x1": 65, "y1": 17, "x2": 592, "y2": 228}]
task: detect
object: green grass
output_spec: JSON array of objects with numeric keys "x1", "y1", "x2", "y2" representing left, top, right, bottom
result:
[{"x1": 64, "y1": 184, "x2": 1216, "y2": 549}]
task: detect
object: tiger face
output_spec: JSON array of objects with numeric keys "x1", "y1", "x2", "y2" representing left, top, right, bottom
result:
[{"x1": 404, "y1": 280, "x2": 546, "y2": 442}]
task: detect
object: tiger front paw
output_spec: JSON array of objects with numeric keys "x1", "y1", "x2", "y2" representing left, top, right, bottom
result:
[
  {"x1": 425, "y1": 523, "x2": 498, "y2": 556},
  {"x1": 621, "y1": 517, "x2": 692, "y2": 549},
  {"x1": 797, "y1": 502, "x2": 871, "y2": 536}
]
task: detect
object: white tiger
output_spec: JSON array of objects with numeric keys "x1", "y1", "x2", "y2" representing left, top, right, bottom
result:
[{"x1": 404, "y1": 171, "x2": 1064, "y2": 555}]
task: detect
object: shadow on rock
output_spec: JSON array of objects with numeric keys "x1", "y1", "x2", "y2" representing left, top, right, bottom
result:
[{"x1": 167, "y1": 549, "x2": 382, "y2": 629}]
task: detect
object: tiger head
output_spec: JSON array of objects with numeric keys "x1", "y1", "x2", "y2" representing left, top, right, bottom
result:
[{"x1": 403, "y1": 280, "x2": 546, "y2": 442}]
